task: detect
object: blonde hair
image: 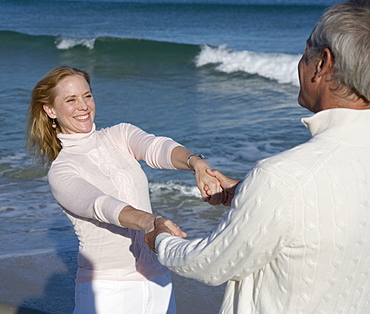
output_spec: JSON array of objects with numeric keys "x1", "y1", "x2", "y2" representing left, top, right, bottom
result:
[{"x1": 26, "y1": 66, "x2": 91, "y2": 165}]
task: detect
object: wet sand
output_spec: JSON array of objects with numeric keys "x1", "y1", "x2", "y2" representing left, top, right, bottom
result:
[{"x1": 0, "y1": 250, "x2": 224, "y2": 313}]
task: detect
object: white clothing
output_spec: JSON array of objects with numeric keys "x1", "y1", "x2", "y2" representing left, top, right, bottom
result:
[
  {"x1": 156, "y1": 108, "x2": 370, "y2": 313},
  {"x1": 74, "y1": 273, "x2": 176, "y2": 314},
  {"x1": 48, "y1": 123, "x2": 180, "y2": 283}
]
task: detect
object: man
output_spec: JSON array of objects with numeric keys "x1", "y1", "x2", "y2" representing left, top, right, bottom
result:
[{"x1": 145, "y1": 1, "x2": 370, "y2": 312}]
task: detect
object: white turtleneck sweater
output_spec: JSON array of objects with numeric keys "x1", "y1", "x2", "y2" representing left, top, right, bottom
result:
[
  {"x1": 155, "y1": 108, "x2": 370, "y2": 313},
  {"x1": 48, "y1": 123, "x2": 180, "y2": 282}
]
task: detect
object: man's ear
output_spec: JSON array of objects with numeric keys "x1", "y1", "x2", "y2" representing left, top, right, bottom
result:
[
  {"x1": 43, "y1": 104, "x2": 56, "y2": 119},
  {"x1": 315, "y1": 47, "x2": 334, "y2": 77},
  {"x1": 316, "y1": 60, "x2": 323, "y2": 74}
]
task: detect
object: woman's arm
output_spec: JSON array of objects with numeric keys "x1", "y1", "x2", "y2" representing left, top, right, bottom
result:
[
  {"x1": 49, "y1": 165, "x2": 185, "y2": 235},
  {"x1": 119, "y1": 206, "x2": 187, "y2": 237},
  {"x1": 118, "y1": 205, "x2": 157, "y2": 233},
  {"x1": 111, "y1": 124, "x2": 222, "y2": 202}
]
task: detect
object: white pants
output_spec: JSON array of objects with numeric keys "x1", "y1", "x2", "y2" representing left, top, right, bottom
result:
[{"x1": 74, "y1": 273, "x2": 176, "y2": 314}]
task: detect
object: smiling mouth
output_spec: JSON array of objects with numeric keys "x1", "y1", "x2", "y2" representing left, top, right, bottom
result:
[{"x1": 75, "y1": 114, "x2": 89, "y2": 121}]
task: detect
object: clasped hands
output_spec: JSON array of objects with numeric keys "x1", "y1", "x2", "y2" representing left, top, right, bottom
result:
[{"x1": 144, "y1": 169, "x2": 240, "y2": 253}]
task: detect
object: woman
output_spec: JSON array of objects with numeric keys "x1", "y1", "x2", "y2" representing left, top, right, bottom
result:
[{"x1": 26, "y1": 66, "x2": 220, "y2": 313}]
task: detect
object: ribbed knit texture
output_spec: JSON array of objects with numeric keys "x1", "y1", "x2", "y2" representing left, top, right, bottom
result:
[
  {"x1": 48, "y1": 123, "x2": 180, "y2": 282},
  {"x1": 156, "y1": 108, "x2": 370, "y2": 313}
]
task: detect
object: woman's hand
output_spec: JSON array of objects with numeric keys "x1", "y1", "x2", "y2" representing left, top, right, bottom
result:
[
  {"x1": 191, "y1": 157, "x2": 223, "y2": 203},
  {"x1": 144, "y1": 217, "x2": 187, "y2": 252},
  {"x1": 169, "y1": 146, "x2": 222, "y2": 203},
  {"x1": 204, "y1": 169, "x2": 240, "y2": 206}
]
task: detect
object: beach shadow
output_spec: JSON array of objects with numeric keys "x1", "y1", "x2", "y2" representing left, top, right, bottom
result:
[
  {"x1": 16, "y1": 306, "x2": 48, "y2": 314},
  {"x1": 14, "y1": 249, "x2": 78, "y2": 314},
  {"x1": 14, "y1": 220, "x2": 91, "y2": 314}
]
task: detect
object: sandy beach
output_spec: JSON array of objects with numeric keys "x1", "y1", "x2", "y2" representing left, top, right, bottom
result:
[{"x1": 0, "y1": 250, "x2": 224, "y2": 313}]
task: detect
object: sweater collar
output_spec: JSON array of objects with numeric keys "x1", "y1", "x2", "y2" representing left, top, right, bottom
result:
[
  {"x1": 302, "y1": 108, "x2": 370, "y2": 144},
  {"x1": 57, "y1": 123, "x2": 97, "y2": 151}
]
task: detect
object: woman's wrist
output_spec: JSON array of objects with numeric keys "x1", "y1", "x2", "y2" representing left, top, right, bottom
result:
[
  {"x1": 118, "y1": 205, "x2": 157, "y2": 233},
  {"x1": 187, "y1": 154, "x2": 206, "y2": 171},
  {"x1": 142, "y1": 214, "x2": 158, "y2": 233}
]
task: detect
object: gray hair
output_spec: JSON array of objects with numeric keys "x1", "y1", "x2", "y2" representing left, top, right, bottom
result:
[{"x1": 308, "y1": 0, "x2": 370, "y2": 102}]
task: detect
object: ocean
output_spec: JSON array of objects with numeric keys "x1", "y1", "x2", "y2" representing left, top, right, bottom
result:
[{"x1": 0, "y1": 0, "x2": 338, "y2": 312}]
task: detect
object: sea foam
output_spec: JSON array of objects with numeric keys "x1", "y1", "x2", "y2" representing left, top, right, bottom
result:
[
  {"x1": 195, "y1": 45, "x2": 301, "y2": 86},
  {"x1": 149, "y1": 181, "x2": 201, "y2": 198},
  {"x1": 55, "y1": 36, "x2": 96, "y2": 50}
]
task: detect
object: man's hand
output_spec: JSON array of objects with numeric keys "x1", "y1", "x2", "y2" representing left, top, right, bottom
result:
[
  {"x1": 204, "y1": 169, "x2": 240, "y2": 206},
  {"x1": 144, "y1": 217, "x2": 187, "y2": 252},
  {"x1": 191, "y1": 159, "x2": 222, "y2": 202}
]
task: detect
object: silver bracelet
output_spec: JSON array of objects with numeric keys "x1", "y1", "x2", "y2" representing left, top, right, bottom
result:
[{"x1": 186, "y1": 154, "x2": 205, "y2": 170}]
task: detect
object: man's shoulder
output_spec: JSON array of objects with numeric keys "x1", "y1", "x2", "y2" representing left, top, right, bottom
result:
[{"x1": 254, "y1": 138, "x2": 335, "y2": 184}]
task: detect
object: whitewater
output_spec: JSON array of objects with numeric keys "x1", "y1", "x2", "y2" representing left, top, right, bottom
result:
[{"x1": 54, "y1": 36, "x2": 302, "y2": 86}]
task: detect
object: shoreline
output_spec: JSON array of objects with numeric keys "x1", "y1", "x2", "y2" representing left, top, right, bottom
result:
[{"x1": 0, "y1": 250, "x2": 224, "y2": 313}]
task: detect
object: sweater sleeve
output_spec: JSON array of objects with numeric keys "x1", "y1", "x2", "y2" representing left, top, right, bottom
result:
[
  {"x1": 155, "y1": 165, "x2": 295, "y2": 286},
  {"x1": 105, "y1": 123, "x2": 182, "y2": 170},
  {"x1": 48, "y1": 162, "x2": 127, "y2": 227}
]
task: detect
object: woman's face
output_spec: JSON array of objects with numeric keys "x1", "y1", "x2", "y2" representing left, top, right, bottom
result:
[{"x1": 43, "y1": 74, "x2": 95, "y2": 134}]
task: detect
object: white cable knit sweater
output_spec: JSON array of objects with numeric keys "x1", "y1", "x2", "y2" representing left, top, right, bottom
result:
[
  {"x1": 156, "y1": 108, "x2": 370, "y2": 313},
  {"x1": 48, "y1": 123, "x2": 180, "y2": 282}
]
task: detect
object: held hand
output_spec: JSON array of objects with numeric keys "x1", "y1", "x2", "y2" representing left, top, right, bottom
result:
[
  {"x1": 192, "y1": 160, "x2": 223, "y2": 202},
  {"x1": 205, "y1": 169, "x2": 240, "y2": 206},
  {"x1": 144, "y1": 217, "x2": 187, "y2": 253}
]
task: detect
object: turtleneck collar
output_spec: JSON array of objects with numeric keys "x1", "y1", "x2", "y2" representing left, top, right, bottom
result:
[
  {"x1": 57, "y1": 123, "x2": 97, "y2": 152},
  {"x1": 301, "y1": 108, "x2": 370, "y2": 145}
]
